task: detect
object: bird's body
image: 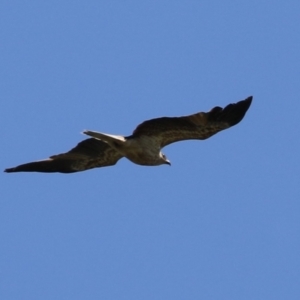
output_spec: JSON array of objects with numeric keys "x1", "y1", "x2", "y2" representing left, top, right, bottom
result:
[
  {"x1": 86, "y1": 131, "x2": 164, "y2": 166},
  {"x1": 5, "y1": 96, "x2": 252, "y2": 174},
  {"x1": 117, "y1": 137, "x2": 159, "y2": 166}
]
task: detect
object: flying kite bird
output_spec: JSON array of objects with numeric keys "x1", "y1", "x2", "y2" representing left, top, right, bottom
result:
[{"x1": 5, "y1": 96, "x2": 252, "y2": 174}]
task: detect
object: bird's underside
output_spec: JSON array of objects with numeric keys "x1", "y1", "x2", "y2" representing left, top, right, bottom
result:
[{"x1": 5, "y1": 96, "x2": 252, "y2": 174}]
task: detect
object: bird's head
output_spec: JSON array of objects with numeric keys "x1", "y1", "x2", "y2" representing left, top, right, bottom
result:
[{"x1": 160, "y1": 152, "x2": 171, "y2": 166}]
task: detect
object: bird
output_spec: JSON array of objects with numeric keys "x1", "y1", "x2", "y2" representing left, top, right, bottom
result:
[{"x1": 4, "y1": 96, "x2": 252, "y2": 174}]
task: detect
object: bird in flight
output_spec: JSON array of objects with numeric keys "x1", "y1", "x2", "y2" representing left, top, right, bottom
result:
[{"x1": 5, "y1": 96, "x2": 252, "y2": 174}]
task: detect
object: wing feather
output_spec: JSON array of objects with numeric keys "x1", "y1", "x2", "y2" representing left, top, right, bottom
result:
[
  {"x1": 132, "y1": 96, "x2": 252, "y2": 147},
  {"x1": 5, "y1": 138, "x2": 123, "y2": 173}
]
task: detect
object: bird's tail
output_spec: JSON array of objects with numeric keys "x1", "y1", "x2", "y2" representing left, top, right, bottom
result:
[{"x1": 83, "y1": 130, "x2": 126, "y2": 145}]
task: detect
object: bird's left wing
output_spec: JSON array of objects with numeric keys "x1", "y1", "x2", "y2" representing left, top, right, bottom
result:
[
  {"x1": 132, "y1": 96, "x2": 252, "y2": 148},
  {"x1": 5, "y1": 138, "x2": 123, "y2": 173}
]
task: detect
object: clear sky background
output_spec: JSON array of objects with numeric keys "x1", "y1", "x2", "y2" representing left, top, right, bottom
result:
[{"x1": 1, "y1": 1, "x2": 299, "y2": 299}]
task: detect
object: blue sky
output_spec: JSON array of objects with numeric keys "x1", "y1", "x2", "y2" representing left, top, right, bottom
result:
[{"x1": 1, "y1": 1, "x2": 299, "y2": 299}]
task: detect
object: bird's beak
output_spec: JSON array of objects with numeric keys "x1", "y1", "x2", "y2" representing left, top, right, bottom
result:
[{"x1": 165, "y1": 160, "x2": 171, "y2": 166}]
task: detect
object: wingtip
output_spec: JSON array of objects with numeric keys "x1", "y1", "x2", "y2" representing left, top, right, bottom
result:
[
  {"x1": 244, "y1": 95, "x2": 253, "y2": 105},
  {"x1": 218, "y1": 96, "x2": 253, "y2": 127},
  {"x1": 240, "y1": 95, "x2": 253, "y2": 112}
]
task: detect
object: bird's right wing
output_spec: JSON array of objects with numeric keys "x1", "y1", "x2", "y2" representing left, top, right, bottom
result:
[
  {"x1": 132, "y1": 97, "x2": 252, "y2": 148},
  {"x1": 5, "y1": 138, "x2": 123, "y2": 173}
]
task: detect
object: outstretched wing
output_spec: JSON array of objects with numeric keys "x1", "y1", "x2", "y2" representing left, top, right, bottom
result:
[
  {"x1": 4, "y1": 138, "x2": 123, "y2": 173},
  {"x1": 132, "y1": 96, "x2": 252, "y2": 148}
]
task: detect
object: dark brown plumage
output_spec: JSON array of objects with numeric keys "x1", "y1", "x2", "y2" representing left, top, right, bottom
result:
[
  {"x1": 4, "y1": 138, "x2": 122, "y2": 173},
  {"x1": 5, "y1": 96, "x2": 252, "y2": 174},
  {"x1": 133, "y1": 96, "x2": 252, "y2": 147}
]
